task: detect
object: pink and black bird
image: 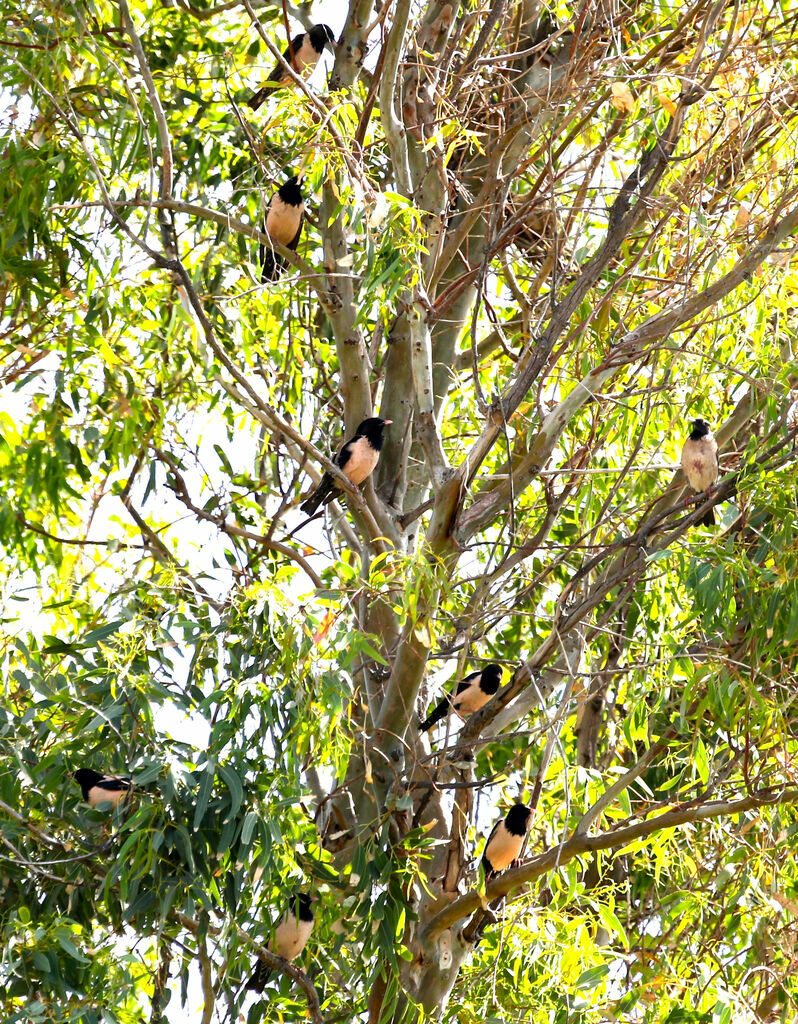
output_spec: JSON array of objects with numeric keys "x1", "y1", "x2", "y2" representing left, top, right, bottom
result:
[
  {"x1": 482, "y1": 804, "x2": 532, "y2": 880},
  {"x1": 680, "y1": 418, "x2": 719, "y2": 526},
  {"x1": 246, "y1": 892, "x2": 316, "y2": 993},
  {"x1": 419, "y1": 664, "x2": 503, "y2": 732},
  {"x1": 260, "y1": 176, "x2": 305, "y2": 282},
  {"x1": 300, "y1": 418, "x2": 391, "y2": 515},
  {"x1": 72, "y1": 768, "x2": 131, "y2": 809},
  {"x1": 247, "y1": 24, "x2": 336, "y2": 110}
]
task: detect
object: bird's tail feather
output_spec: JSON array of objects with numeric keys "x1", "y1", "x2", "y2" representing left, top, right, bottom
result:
[
  {"x1": 246, "y1": 89, "x2": 266, "y2": 111},
  {"x1": 260, "y1": 245, "x2": 284, "y2": 283},
  {"x1": 419, "y1": 699, "x2": 447, "y2": 732},
  {"x1": 699, "y1": 506, "x2": 715, "y2": 527},
  {"x1": 300, "y1": 474, "x2": 334, "y2": 516},
  {"x1": 246, "y1": 961, "x2": 271, "y2": 993}
]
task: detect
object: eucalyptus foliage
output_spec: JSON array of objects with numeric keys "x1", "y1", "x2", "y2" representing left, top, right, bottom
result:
[{"x1": 2, "y1": 1, "x2": 798, "y2": 1022}]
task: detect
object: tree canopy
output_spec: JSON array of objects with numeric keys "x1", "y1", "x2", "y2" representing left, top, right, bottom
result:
[{"x1": 2, "y1": 0, "x2": 798, "y2": 1021}]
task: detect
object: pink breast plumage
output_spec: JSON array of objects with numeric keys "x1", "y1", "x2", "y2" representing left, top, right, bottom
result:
[{"x1": 343, "y1": 438, "x2": 379, "y2": 485}]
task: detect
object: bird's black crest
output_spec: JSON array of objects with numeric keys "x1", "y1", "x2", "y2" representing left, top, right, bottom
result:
[
  {"x1": 689, "y1": 418, "x2": 711, "y2": 440},
  {"x1": 505, "y1": 803, "x2": 532, "y2": 835},
  {"x1": 72, "y1": 768, "x2": 104, "y2": 787},
  {"x1": 354, "y1": 417, "x2": 389, "y2": 449},
  {"x1": 278, "y1": 176, "x2": 304, "y2": 207},
  {"x1": 480, "y1": 664, "x2": 503, "y2": 694},
  {"x1": 291, "y1": 892, "x2": 315, "y2": 921},
  {"x1": 309, "y1": 24, "x2": 336, "y2": 51}
]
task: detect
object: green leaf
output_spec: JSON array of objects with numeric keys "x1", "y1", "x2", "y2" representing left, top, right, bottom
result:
[
  {"x1": 217, "y1": 762, "x2": 244, "y2": 822},
  {"x1": 694, "y1": 736, "x2": 709, "y2": 786},
  {"x1": 574, "y1": 964, "x2": 609, "y2": 991},
  {"x1": 56, "y1": 933, "x2": 89, "y2": 963},
  {"x1": 193, "y1": 760, "x2": 216, "y2": 831},
  {"x1": 240, "y1": 810, "x2": 258, "y2": 847},
  {"x1": 81, "y1": 619, "x2": 125, "y2": 647},
  {"x1": 33, "y1": 952, "x2": 50, "y2": 972}
]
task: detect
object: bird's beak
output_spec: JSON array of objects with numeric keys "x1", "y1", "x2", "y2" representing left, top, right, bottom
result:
[{"x1": 384, "y1": 419, "x2": 393, "y2": 425}]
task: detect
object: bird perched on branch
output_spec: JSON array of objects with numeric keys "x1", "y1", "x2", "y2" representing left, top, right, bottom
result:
[
  {"x1": 419, "y1": 663, "x2": 503, "y2": 732},
  {"x1": 680, "y1": 418, "x2": 719, "y2": 526},
  {"x1": 482, "y1": 804, "x2": 532, "y2": 880},
  {"x1": 72, "y1": 768, "x2": 131, "y2": 809},
  {"x1": 300, "y1": 417, "x2": 391, "y2": 515},
  {"x1": 246, "y1": 892, "x2": 316, "y2": 992},
  {"x1": 247, "y1": 24, "x2": 337, "y2": 110},
  {"x1": 260, "y1": 175, "x2": 305, "y2": 282}
]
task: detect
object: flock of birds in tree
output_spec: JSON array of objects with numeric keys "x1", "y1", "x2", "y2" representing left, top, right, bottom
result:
[{"x1": 69, "y1": 17, "x2": 724, "y2": 998}]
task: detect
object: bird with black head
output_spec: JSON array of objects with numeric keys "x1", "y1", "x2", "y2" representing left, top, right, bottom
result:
[
  {"x1": 247, "y1": 24, "x2": 337, "y2": 110},
  {"x1": 482, "y1": 804, "x2": 532, "y2": 881},
  {"x1": 260, "y1": 175, "x2": 305, "y2": 283},
  {"x1": 300, "y1": 418, "x2": 391, "y2": 516},
  {"x1": 680, "y1": 418, "x2": 719, "y2": 526},
  {"x1": 72, "y1": 768, "x2": 132, "y2": 809},
  {"x1": 246, "y1": 891, "x2": 317, "y2": 992},
  {"x1": 419, "y1": 664, "x2": 503, "y2": 732}
]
